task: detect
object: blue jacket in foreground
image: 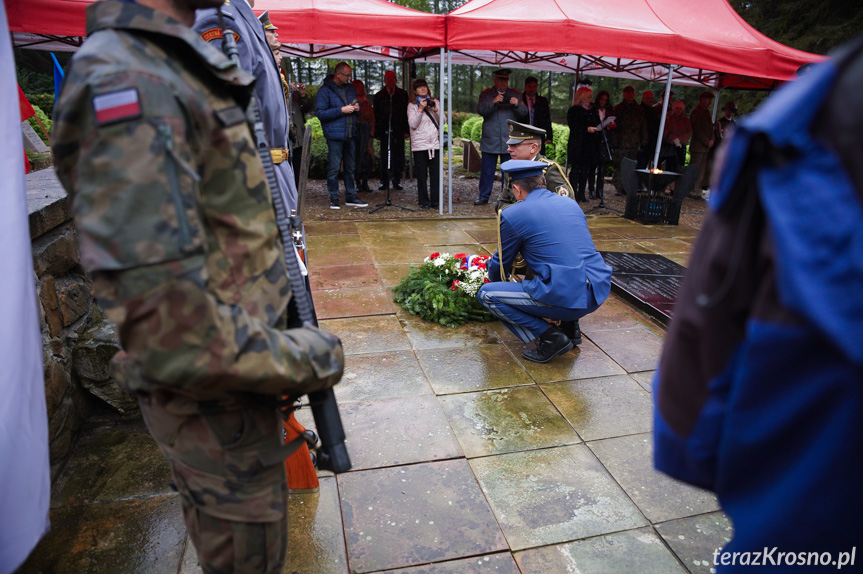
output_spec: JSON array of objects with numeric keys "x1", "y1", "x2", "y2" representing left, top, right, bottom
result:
[
  {"x1": 316, "y1": 76, "x2": 358, "y2": 141},
  {"x1": 488, "y1": 188, "x2": 612, "y2": 309},
  {"x1": 653, "y1": 40, "x2": 863, "y2": 571}
]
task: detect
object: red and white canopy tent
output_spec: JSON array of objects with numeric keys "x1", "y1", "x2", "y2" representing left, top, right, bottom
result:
[
  {"x1": 9, "y1": 0, "x2": 822, "y2": 209},
  {"x1": 439, "y1": 0, "x2": 820, "y2": 90}
]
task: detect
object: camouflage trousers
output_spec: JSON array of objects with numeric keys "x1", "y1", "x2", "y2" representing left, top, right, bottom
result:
[
  {"x1": 138, "y1": 393, "x2": 289, "y2": 574},
  {"x1": 182, "y1": 496, "x2": 287, "y2": 574}
]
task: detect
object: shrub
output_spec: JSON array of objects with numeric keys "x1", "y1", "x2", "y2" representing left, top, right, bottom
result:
[
  {"x1": 306, "y1": 116, "x2": 323, "y2": 137},
  {"x1": 551, "y1": 123, "x2": 569, "y2": 166},
  {"x1": 460, "y1": 115, "x2": 482, "y2": 140},
  {"x1": 469, "y1": 119, "x2": 484, "y2": 143},
  {"x1": 28, "y1": 105, "x2": 52, "y2": 145},
  {"x1": 449, "y1": 112, "x2": 473, "y2": 140},
  {"x1": 27, "y1": 93, "x2": 55, "y2": 118},
  {"x1": 307, "y1": 133, "x2": 329, "y2": 179}
]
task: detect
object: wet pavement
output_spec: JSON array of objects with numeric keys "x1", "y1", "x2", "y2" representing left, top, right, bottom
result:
[{"x1": 20, "y1": 215, "x2": 732, "y2": 574}]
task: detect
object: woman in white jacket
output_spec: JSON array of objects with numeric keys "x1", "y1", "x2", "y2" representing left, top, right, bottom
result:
[{"x1": 408, "y1": 78, "x2": 441, "y2": 209}]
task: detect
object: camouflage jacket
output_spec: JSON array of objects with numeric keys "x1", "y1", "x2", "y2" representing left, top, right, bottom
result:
[
  {"x1": 52, "y1": 1, "x2": 344, "y2": 404},
  {"x1": 495, "y1": 155, "x2": 575, "y2": 212}
]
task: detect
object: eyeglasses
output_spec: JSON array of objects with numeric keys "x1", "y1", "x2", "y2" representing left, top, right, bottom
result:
[{"x1": 337, "y1": 71, "x2": 352, "y2": 78}]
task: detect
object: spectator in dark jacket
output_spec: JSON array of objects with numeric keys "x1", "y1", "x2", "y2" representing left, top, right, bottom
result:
[
  {"x1": 611, "y1": 85, "x2": 647, "y2": 194},
  {"x1": 567, "y1": 87, "x2": 601, "y2": 203},
  {"x1": 316, "y1": 63, "x2": 367, "y2": 209},
  {"x1": 522, "y1": 76, "x2": 553, "y2": 156},
  {"x1": 374, "y1": 70, "x2": 410, "y2": 190}
]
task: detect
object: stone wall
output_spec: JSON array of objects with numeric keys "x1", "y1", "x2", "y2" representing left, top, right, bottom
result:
[{"x1": 27, "y1": 169, "x2": 134, "y2": 481}]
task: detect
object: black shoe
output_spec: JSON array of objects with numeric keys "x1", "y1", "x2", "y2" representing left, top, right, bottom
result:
[
  {"x1": 589, "y1": 191, "x2": 596, "y2": 200},
  {"x1": 393, "y1": 182, "x2": 403, "y2": 190},
  {"x1": 474, "y1": 199, "x2": 489, "y2": 206},
  {"x1": 576, "y1": 196, "x2": 587, "y2": 203},
  {"x1": 379, "y1": 182, "x2": 389, "y2": 190},
  {"x1": 430, "y1": 204, "x2": 439, "y2": 210},
  {"x1": 359, "y1": 181, "x2": 371, "y2": 193},
  {"x1": 419, "y1": 203, "x2": 430, "y2": 209},
  {"x1": 560, "y1": 320, "x2": 583, "y2": 346},
  {"x1": 522, "y1": 325, "x2": 574, "y2": 363},
  {"x1": 614, "y1": 189, "x2": 625, "y2": 196}
]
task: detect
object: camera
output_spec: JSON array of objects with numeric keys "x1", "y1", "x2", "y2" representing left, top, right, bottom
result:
[{"x1": 427, "y1": 99, "x2": 435, "y2": 108}]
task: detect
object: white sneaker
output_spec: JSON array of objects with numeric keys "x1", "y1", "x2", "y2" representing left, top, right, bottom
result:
[
  {"x1": 330, "y1": 203, "x2": 340, "y2": 210},
  {"x1": 345, "y1": 200, "x2": 368, "y2": 208},
  {"x1": 701, "y1": 188, "x2": 711, "y2": 200}
]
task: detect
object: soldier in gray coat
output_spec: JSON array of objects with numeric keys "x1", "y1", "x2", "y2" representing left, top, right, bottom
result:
[
  {"x1": 195, "y1": 0, "x2": 299, "y2": 213},
  {"x1": 475, "y1": 69, "x2": 528, "y2": 205}
]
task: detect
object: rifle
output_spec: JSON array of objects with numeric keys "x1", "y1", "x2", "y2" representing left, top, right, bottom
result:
[{"x1": 219, "y1": 20, "x2": 351, "y2": 473}]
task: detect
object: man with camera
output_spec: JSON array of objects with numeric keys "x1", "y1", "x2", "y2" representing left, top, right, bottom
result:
[
  {"x1": 478, "y1": 160, "x2": 612, "y2": 363},
  {"x1": 475, "y1": 69, "x2": 528, "y2": 205},
  {"x1": 51, "y1": 0, "x2": 346, "y2": 571}
]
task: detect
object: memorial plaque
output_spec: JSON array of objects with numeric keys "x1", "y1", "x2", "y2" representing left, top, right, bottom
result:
[{"x1": 600, "y1": 252, "x2": 686, "y2": 324}]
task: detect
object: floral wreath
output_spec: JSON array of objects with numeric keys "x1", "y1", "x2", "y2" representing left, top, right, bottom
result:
[{"x1": 393, "y1": 252, "x2": 496, "y2": 327}]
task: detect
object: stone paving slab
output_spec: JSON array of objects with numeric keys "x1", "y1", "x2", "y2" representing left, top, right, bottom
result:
[
  {"x1": 313, "y1": 244, "x2": 375, "y2": 267},
  {"x1": 336, "y1": 350, "x2": 434, "y2": 403},
  {"x1": 377, "y1": 264, "x2": 413, "y2": 289},
  {"x1": 51, "y1": 424, "x2": 173, "y2": 508},
  {"x1": 21, "y1": 495, "x2": 185, "y2": 574},
  {"x1": 541, "y1": 375, "x2": 653, "y2": 441},
  {"x1": 655, "y1": 512, "x2": 734, "y2": 574},
  {"x1": 399, "y1": 315, "x2": 501, "y2": 350},
  {"x1": 305, "y1": 221, "x2": 360, "y2": 235},
  {"x1": 309, "y1": 264, "x2": 382, "y2": 291},
  {"x1": 415, "y1": 344, "x2": 534, "y2": 395},
  {"x1": 514, "y1": 527, "x2": 688, "y2": 574},
  {"x1": 307, "y1": 233, "x2": 366, "y2": 251},
  {"x1": 585, "y1": 323, "x2": 665, "y2": 373},
  {"x1": 631, "y1": 370, "x2": 655, "y2": 393},
  {"x1": 503, "y1": 339, "x2": 627, "y2": 384},
  {"x1": 340, "y1": 395, "x2": 463, "y2": 470},
  {"x1": 470, "y1": 445, "x2": 648, "y2": 551},
  {"x1": 589, "y1": 433, "x2": 720, "y2": 523},
  {"x1": 339, "y1": 459, "x2": 508, "y2": 573},
  {"x1": 579, "y1": 296, "x2": 654, "y2": 332},
  {"x1": 313, "y1": 285, "x2": 397, "y2": 319},
  {"x1": 356, "y1": 221, "x2": 414, "y2": 235},
  {"x1": 413, "y1": 230, "x2": 477, "y2": 245},
  {"x1": 382, "y1": 552, "x2": 520, "y2": 573},
  {"x1": 286, "y1": 477, "x2": 350, "y2": 574},
  {"x1": 369, "y1": 244, "x2": 435, "y2": 265},
  {"x1": 320, "y1": 316, "x2": 412, "y2": 355},
  {"x1": 439, "y1": 386, "x2": 581, "y2": 458}
]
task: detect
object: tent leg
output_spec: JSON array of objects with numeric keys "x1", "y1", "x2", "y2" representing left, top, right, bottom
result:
[
  {"x1": 447, "y1": 48, "x2": 453, "y2": 215},
  {"x1": 439, "y1": 48, "x2": 445, "y2": 215},
  {"x1": 711, "y1": 88, "x2": 720, "y2": 122},
  {"x1": 653, "y1": 64, "x2": 676, "y2": 170}
]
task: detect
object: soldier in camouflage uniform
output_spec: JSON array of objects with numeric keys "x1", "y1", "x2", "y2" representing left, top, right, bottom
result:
[
  {"x1": 495, "y1": 120, "x2": 574, "y2": 213},
  {"x1": 51, "y1": 2, "x2": 344, "y2": 573}
]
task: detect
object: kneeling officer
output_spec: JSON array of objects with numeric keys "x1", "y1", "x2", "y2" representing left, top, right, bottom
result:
[{"x1": 478, "y1": 160, "x2": 612, "y2": 363}]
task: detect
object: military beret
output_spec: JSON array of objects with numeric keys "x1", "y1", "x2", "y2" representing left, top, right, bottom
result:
[
  {"x1": 500, "y1": 159, "x2": 546, "y2": 180},
  {"x1": 699, "y1": 90, "x2": 715, "y2": 100},
  {"x1": 506, "y1": 120, "x2": 545, "y2": 145},
  {"x1": 494, "y1": 69, "x2": 512, "y2": 78},
  {"x1": 258, "y1": 10, "x2": 277, "y2": 30},
  {"x1": 723, "y1": 101, "x2": 738, "y2": 112}
]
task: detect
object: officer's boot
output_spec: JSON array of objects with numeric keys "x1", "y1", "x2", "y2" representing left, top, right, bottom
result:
[
  {"x1": 522, "y1": 325, "x2": 574, "y2": 363},
  {"x1": 560, "y1": 320, "x2": 582, "y2": 346}
]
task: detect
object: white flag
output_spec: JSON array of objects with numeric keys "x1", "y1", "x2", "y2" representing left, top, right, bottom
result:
[{"x1": 0, "y1": 2, "x2": 51, "y2": 573}]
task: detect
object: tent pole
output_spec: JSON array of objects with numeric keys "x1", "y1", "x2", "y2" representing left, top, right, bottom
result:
[
  {"x1": 447, "y1": 48, "x2": 453, "y2": 214},
  {"x1": 439, "y1": 48, "x2": 445, "y2": 215},
  {"x1": 711, "y1": 87, "x2": 720, "y2": 122},
  {"x1": 653, "y1": 64, "x2": 675, "y2": 169}
]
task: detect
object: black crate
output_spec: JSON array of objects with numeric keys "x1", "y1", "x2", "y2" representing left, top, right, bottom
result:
[{"x1": 629, "y1": 193, "x2": 677, "y2": 224}]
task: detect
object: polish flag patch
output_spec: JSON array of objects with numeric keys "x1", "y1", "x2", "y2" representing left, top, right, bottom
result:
[{"x1": 92, "y1": 88, "x2": 142, "y2": 125}]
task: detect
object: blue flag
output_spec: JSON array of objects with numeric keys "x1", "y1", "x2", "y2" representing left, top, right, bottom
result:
[{"x1": 51, "y1": 53, "x2": 64, "y2": 102}]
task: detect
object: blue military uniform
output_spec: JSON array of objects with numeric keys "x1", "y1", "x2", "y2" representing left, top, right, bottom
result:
[
  {"x1": 194, "y1": 0, "x2": 298, "y2": 212},
  {"x1": 479, "y1": 160, "x2": 612, "y2": 362}
]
